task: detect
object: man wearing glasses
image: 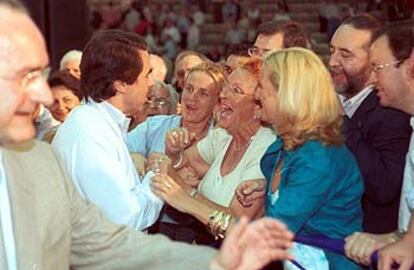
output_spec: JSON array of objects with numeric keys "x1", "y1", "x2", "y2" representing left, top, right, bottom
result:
[
  {"x1": 344, "y1": 26, "x2": 414, "y2": 270},
  {"x1": 248, "y1": 20, "x2": 309, "y2": 58},
  {"x1": 146, "y1": 81, "x2": 179, "y2": 117},
  {"x1": 329, "y1": 14, "x2": 411, "y2": 234}
]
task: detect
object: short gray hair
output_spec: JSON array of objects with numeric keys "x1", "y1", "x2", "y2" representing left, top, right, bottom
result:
[
  {"x1": 60, "y1": 50, "x2": 83, "y2": 70},
  {"x1": 152, "y1": 80, "x2": 179, "y2": 114}
]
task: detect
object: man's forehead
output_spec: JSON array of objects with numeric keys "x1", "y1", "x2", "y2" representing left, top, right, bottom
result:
[
  {"x1": 331, "y1": 25, "x2": 372, "y2": 50},
  {"x1": 370, "y1": 36, "x2": 394, "y2": 62},
  {"x1": 255, "y1": 33, "x2": 284, "y2": 50},
  {"x1": 0, "y1": 9, "x2": 48, "y2": 73},
  {"x1": 149, "y1": 86, "x2": 169, "y2": 97}
]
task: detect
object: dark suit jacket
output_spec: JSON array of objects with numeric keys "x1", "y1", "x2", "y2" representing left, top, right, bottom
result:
[{"x1": 343, "y1": 91, "x2": 411, "y2": 233}]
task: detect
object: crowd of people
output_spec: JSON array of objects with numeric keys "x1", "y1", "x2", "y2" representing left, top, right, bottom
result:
[{"x1": 2, "y1": 0, "x2": 414, "y2": 269}]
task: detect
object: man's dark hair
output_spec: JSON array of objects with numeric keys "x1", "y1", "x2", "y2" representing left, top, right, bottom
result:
[
  {"x1": 341, "y1": 13, "x2": 383, "y2": 35},
  {"x1": 80, "y1": 29, "x2": 147, "y2": 102},
  {"x1": 0, "y1": 0, "x2": 28, "y2": 13},
  {"x1": 371, "y1": 25, "x2": 414, "y2": 61},
  {"x1": 48, "y1": 70, "x2": 82, "y2": 100},
  {"x1": 226, "y1": 43, "x2": 251, "y2": 58},
  {"x1": 256, "y1": 20, "x2": 309, "y2": 48}
]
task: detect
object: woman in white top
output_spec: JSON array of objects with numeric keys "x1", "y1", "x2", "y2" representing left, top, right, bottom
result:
[{"x1": 151, "y1": 60, "x2": 276, "y2": 244}]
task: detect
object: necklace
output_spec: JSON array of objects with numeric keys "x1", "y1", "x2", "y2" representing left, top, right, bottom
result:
[{"x1": 232, "y1": 136, "x2": 255, "y2": 151}]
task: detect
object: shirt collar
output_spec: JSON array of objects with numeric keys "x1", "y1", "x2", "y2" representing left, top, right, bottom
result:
[
  {"x1": 340, "y1": 85, "x2": 375, "y2": 118},
  {"x1": 88, "y1": 98, "x2": 131, "y2": 135}
]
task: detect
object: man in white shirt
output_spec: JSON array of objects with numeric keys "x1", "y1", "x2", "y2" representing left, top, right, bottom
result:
[
  {"x1": 52, "y1": 30, "x2": 163, "y2": 231},
  {"x1": 344, "y1": 25, "x2": 414, "y2": 270},
  {"x1": 329, "y1": 14, "x2": 411, "y2": 234},
  {"x1": 0, "y1": 0, "x2": 294, "y2": 269}
]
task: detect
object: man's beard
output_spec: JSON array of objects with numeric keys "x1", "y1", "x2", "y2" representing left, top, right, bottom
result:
[{"x1": 330, "y1": 67, "x2": 369, "y2": 99}]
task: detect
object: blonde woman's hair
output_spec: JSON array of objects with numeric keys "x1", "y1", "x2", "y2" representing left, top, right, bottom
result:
[
  {"x1": 186, "y1": 61, "x2": 226, "y2": 94},
  {"x1": 264, "y1": 47, "x2": 343, "y2": 150}
]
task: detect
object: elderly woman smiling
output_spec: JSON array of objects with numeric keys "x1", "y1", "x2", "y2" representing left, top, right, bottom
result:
[
  {"x1": 150, "y1": 60, "x2": 276, "y2": 245},
  {"x1": 254, "y1": 48, "x2": 364, "y2": 269}
]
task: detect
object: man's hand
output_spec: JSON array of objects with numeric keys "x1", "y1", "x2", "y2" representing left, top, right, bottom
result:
[
  {"x1": 211, "y1": 217, "x2": 293, "y2": 270},
  {"x1": 378, "y1": 234, "x2": 414, "y2": 270},
  {"x1": 345, "y1": 232, "x2": 395, "y2": 265},
  {"x1": 235, "y1": 180, "x2": 266, "y2": 207}
]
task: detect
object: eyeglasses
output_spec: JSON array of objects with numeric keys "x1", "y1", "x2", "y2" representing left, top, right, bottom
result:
[
  {"x1": 248, "y1": 46, "x2": 270, "y2": 57},
  {"x1": 1, "y1": 66, "x2": 50, "y2": 91},
  {"x1": 21, "y1": 67, "x2": 51, "y2": 89},
  {"x1": 372, "y1": 60, "x2": 404, "y2": 73},
  {"x1": 145, "y1": 98, "x2": 170, "y2": 108}
]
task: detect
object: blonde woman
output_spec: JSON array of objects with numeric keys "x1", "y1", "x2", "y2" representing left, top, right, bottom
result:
[{"x1": 255, "y1": 48, "x2": 364, "y2": 269}]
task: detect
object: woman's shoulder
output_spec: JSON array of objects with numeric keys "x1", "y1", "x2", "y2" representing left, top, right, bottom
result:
[{"x1": 291, "y1": 140, "x2": 358, "y2": 173}]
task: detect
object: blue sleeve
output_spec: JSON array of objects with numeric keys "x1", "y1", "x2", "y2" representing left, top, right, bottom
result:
[
  {"x1": 267, "y1": 157, "x2": 334, "y2": 234},
  {"x1": 127, "y1": 119, "x2": 151, "y2": 156}
]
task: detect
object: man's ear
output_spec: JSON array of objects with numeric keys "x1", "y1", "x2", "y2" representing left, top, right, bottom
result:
[{"x1": 113, "y1": 80, "x2": 127, "y2": 94}]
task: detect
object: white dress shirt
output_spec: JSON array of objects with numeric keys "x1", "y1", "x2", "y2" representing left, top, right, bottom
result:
[
  {"x1": 399, "y1": 117, "x2": 414, "y2": 231},
  {"x1": 340, "y1": 85, "x2": 374, "y2": 118},
  {"x1": 0, "y1": 150, "x2": 17, "y2": 270},
  {"x1": 52, "y1": 100, "x2": 163, "y2": 231}
]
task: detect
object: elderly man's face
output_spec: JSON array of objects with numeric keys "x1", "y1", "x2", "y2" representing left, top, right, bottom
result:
[
  {"x1": 62, "y1": 59, "x2": 81, "y2": 79},
  {"x1": 145, "y1": 86, "x2": 172, "y2": 116},
  {"x1": 0, "y1": 7, "x2": 52, "y2": 144},
  {"x1": 329, "y1": 25, "x2": 374, "y2": 98}
]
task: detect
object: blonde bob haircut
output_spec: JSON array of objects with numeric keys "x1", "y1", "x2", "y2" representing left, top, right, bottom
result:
[
  {"x1": 264, "y1": 47, "x2": 343, "y2": 150},
  {"x1": 185, "y1": 61, "x2": 226, "y2": 94}
]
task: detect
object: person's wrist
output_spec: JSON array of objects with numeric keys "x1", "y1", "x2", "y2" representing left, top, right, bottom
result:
[{"x1": 402, "y1": 231, "x2": 414, "y2": 245}]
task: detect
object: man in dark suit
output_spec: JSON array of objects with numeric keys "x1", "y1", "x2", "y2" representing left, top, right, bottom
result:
[{"x1": 329, "y1": 14, "x2": 412, "y2": 234}]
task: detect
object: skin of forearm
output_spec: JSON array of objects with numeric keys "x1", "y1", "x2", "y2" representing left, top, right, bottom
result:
[{"x1": 186, "y1": 193, "x2": 232, "y2": 225}]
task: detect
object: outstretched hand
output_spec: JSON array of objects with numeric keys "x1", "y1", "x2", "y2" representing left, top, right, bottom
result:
[{"x1": 211, "y1": 217, "x2": 294, "y2": 270}]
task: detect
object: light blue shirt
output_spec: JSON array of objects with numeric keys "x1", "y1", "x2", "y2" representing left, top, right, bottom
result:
[
  {"x1": 127, "y1": 115, "x2": 182, "y2": 156},
  {"x1": 399, "y1": 117, "x2": 414, "y2": 230},
  {"x1": 52, "y1": 100, "x2": 163, "y2": 231},
  {"x1": 0, "y1": 150, "x2": 17, "y2": 270}
]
